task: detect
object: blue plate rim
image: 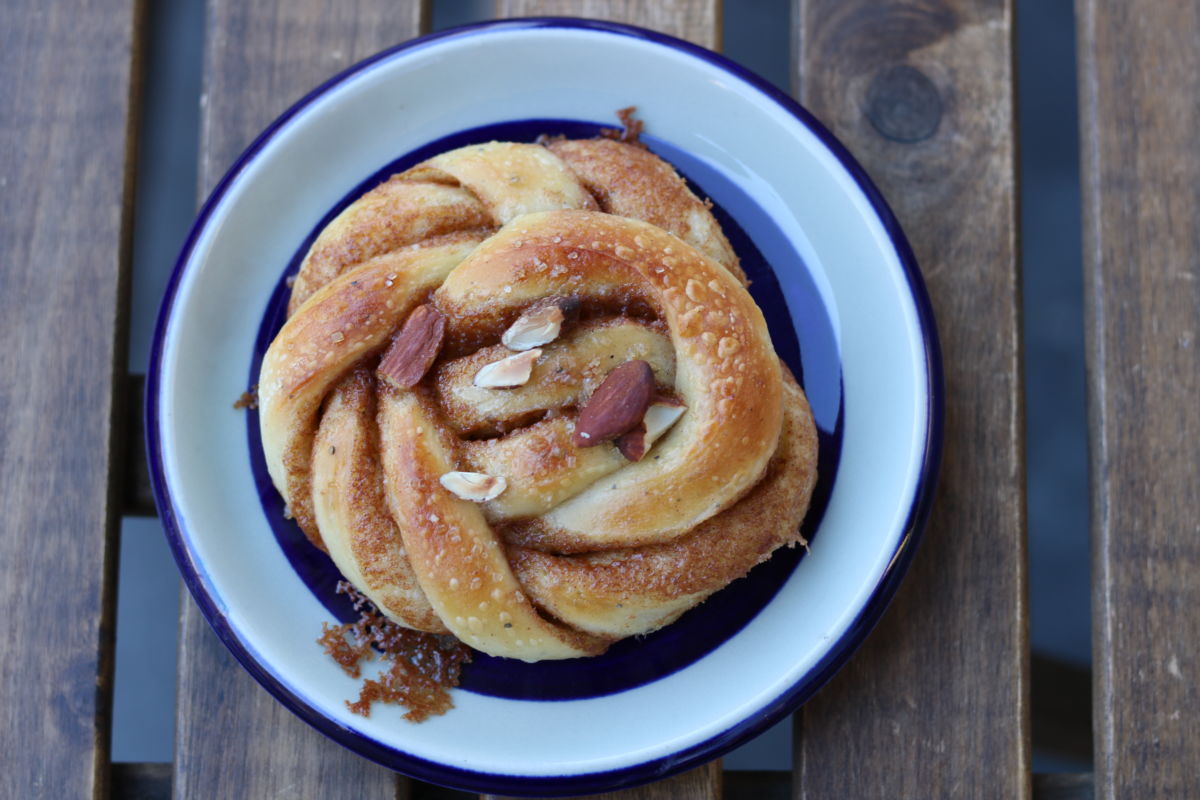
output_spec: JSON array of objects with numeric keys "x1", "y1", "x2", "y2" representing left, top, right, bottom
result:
[{"x1": 145, "y1": 16, "x2": 944, "y2": 797}]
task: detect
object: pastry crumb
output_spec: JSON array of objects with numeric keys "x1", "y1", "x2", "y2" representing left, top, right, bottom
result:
[
  {"x1": 319, "y1": 581, "x2": 472, "y2": 722},
  {"x1": 233, "y1": 385, "x2": 258, "y2": 409},
  {"x1": 600, "y1": 106, "x2": 646, "y2": 147}
]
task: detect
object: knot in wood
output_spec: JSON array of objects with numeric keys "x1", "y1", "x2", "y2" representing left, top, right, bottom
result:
[{"x1": 865, "y1": 64, "x2": 943, "y2": 143}]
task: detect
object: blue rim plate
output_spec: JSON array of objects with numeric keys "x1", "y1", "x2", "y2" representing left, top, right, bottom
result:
[{"x1": 147, "y1": 17, "x2": 942, "y2": 796}]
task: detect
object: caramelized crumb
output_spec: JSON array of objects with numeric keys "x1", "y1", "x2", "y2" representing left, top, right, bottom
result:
[
  {"x1": 317, "y1": 621, "x2": 372, "y2": 678},
  {"x1": 319, "y1": 581, "x2": 472, "y2": 722},
  {"x1": 233, "y1": 385, "x2": 258, "y2": 410},
  {"x1": 600, "y1": 106, "x2": 646, "y2": 147}
]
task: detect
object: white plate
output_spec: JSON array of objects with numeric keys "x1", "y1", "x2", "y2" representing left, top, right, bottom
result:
[{"x1": 148, "y1": 18, "x2": 942, "y2": 796}]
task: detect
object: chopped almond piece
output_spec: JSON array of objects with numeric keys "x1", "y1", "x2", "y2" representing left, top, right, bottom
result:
[{"x1": 377, "y1": 305, "x2": 446, "y2": 389}]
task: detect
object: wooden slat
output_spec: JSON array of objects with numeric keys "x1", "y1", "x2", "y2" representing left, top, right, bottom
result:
[
  {"x1": 791, "y1": 2, "x2": 1028, "y2": 797},
  {"x1": 173, "y1": 3, "x2": 427, "y2": 797},
  {"x1": 0, "y1": 1, "x2": 143, "y2": 797},
  {"x1": 497, "y1": 0, "x2": 720, "y2": 50},
  {"x1": 483, "y1": 761, "x2": 721, "y2": 800},
  {"x1": 489, "y1": 5, "x2": 721, "y2": 795},
  {"x1": 113, "y1": 765, "x2": 1100, "y2": 800},
  {"x1": 1076, "y1": 1, "x2": 1200, "y2": 796}
]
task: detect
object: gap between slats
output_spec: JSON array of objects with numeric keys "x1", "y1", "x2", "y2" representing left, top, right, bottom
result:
[{"x1": 790, "y1": 1, "x2": 1030, "y2": 797}]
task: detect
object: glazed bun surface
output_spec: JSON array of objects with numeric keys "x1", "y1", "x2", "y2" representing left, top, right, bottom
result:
[{"x1": 258, "y1": 137, "x2": 818, "y2": 661}]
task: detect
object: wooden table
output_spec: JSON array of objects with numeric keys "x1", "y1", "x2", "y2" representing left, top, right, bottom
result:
[{"x1": 2, "y1": 1, "x2": 1196, "y2": 797}]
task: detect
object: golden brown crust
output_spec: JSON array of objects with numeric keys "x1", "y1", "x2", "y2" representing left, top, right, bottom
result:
[
  {"x1": 424, "y1": 142, "x2": 599, "y2": 224},
  {"x1": 376, "y1": 389, "x2": 610, "y2": 661},
  {"x1": 288, "y1": 182, "x2": 491, "y2": 315},
  {"x1": 465, "y1": 416, "x2": 628, "y2": 522},
  {"x1": 258, "y1": 135, "x2": 818, "y2": 661},
  {"x1": 547, "y1": 138, "x2": 744, "y2": 283},
  {"x1": 260, "y1": 239, "x2": 481, "y2": 549},
  {"x1": 433, "y1": 211, "x2": 783, "y2": 552},
  {"x1": 312, "y1": 370, "x2": 446, "y2": 632},
  {"x1": 509, "y1": 372, "x2": 816, "y2": 636}
]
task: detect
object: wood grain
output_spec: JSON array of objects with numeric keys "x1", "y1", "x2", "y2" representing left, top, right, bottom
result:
[
  {"x1": 496, "y1": 0, "x2": 721, "y2": 50},
  {"x1": 791, "y1": 2, "x2": 1029, "y2": 797},
  {"x1": 1076, "y1": 1, "x2": 1200, "y2": 796},
  {"x1": 173, "y1": 2, "x2": 427, "y2": 798},
  {"x1": 483, "y1": 761, "x2": 721, "y2": 800},
  {"x1": 108, "y1": 765, "x2": 1100, "y2": 800},
  {"x1": 489, "y1": 4, "x2": 723, "y2": 795},
  {"x1": 0, "y1": 0, "x2": 143, "y2": 797}
]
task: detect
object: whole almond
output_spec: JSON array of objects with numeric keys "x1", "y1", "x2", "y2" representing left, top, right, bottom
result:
[
  {"x1": 573, "y1": 360, "x2": 655, "y2": 447},
  {"x1": 377, "y1": 304, "x2": 446, "y2": 389}
]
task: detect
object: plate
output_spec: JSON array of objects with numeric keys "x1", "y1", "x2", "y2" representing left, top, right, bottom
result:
[{"x1": 148, "y1": 18, "x2": 941, "y2": 797}]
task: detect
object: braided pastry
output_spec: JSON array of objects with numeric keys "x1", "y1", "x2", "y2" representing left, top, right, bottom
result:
[{"x1": 259, "y1": 136, "x2": 819, "y2": 662}]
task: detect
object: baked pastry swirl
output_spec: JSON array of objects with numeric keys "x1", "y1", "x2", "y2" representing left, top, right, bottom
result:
[{"x1": 259, "y1": 135, "x2": 819, "y2": 662}]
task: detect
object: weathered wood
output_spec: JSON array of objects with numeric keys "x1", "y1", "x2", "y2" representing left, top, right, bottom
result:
[
  {"x1": 497, "y1": 0, "x2": 720, "y2": 50},
  {"x1": 791, "y1": 2, "x2": 1028, "y2": 798},
  {"x1": 1076, "y1": 1, "x2": 1200, "y2": 796},
  {"x1": 113, "y1": 765, "x2": 1098, "y2": 800},
  {"x1": 0, "y1": 0, "x2": 143, "y2": 797},
  {"x1": 173, "y1": 3, "x2": 427, "y2": 797},
  {"x1": 718, "y1": 771, "x2": 1092, "y2": 800},
  {"x1": 483, "y1": 761, "x2": 721, "y2": 800}
]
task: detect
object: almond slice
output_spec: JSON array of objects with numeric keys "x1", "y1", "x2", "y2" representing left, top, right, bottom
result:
[
  {"x1": 473, "y1": 348, "x2": 542, "y2": 388},
  {"x1": 643, "y1": 400, "x2": 686, "y2": 442},
  {"x1": 439, "y1": 471, "x2": 507, "y2": 502},
  {"x1": 573, "y1": 360, "x2": 655, "y2": 447},
  {"x1": 377, "y1": 304, "x2": 446, "y2": 389},
  {"x1": 616, "y1": 401, "x2": 687, "y2": 461},
  {"x1": 501, "y1": 296, "x2": 580, "y2": 351}
]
